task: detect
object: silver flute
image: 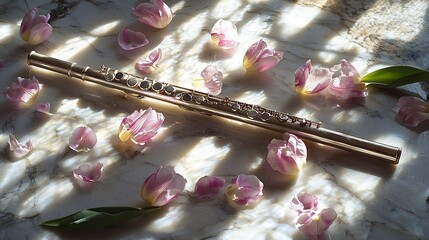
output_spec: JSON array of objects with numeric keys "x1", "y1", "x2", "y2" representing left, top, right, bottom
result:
[{"x1": 27, "y1": 51, "x2": 401, "y2": 165}]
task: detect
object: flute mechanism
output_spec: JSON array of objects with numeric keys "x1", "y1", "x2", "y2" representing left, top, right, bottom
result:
[{"x1": 27, "y1": 51, "x2": 401, "y2": 165}]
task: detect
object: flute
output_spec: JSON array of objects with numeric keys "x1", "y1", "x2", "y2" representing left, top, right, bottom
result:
[{"x1": 27, "y1": 51, "x2": 401, "y2": 165}]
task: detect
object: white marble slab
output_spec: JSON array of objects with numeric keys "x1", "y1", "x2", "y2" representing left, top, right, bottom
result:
[{"x1": 0, "y1": 0, "x2": 428, "y2": 239}]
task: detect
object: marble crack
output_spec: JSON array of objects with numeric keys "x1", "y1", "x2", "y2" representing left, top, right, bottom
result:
[{"x1": 48, "y1": 0, "x2": 79, "y2": 22}]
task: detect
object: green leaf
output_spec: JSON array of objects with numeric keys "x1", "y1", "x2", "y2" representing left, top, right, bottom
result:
[
  {"x1": 41, "y1": 206, "x2": 160, "y2": 230},
  {"x1": 361, "y1": 66, "x2": 429, "y2": 88}
]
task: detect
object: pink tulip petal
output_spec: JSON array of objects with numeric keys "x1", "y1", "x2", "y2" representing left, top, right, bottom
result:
[
  {"x1": 141, "y1": 166, "x2": 187, "y2": 206},
  {"x1": 153, "y1": 173, "x2": 187, "y2": 206},
  {"x1": 243, "y1": 39, "x2": 283, "y2": 73},
  {"x1": 266, "y1": 134, "x2": 307, "y2": 175},
  {"x1": 132, "y1": 0, "x2": 173, "y2": 29},
  {"x1": 142, "y1": 166, "x2": 175, "y2": 199},
  {"x1": 201, "y1": 65, "x2": 223, "y2": 95},
  {"x1": 295, "y1": 60, "x2": 332, "y2": 94},
  {"x1": 69, "y1": 126, "x2": 97, "y2": 152},
  {"x1": 243, "y1": 39, "x2": 267, "y2": 68},
  {"x1": 20, "y1": 8, "x2": 37, "y2": 39},
  {"x1": 328, "y1": 59, "x2": 367, "y2": 99},
  {"x1": 27, "y1": 22, "x2": 52, "y2": 45},
  {"x1": 35, "y1": 102, "x2": 50, "y2": 113},
  {"x1": 296, "y1": 208, "x2": 337, "y2": 237},
  {"x1": 318, "y1": 208, "x2": 337, "y2": 232},
  {"x1": 290, "y1": 191, "x2": 319, "y2": 215},
  {"x1": 118, "y1": 28, "x2": 149, "y2": 50},
  {"x1": 225, "y1": 174, "x2": 263, "y2": 207},
  {"x1": 3, "y1": 77, "x2": 39, "y2": 103},
  {"x1": 73, "y1": 162, "x2": 103, "y2": 182},
  {"x1": 118, "y1": 108, "x2": 165, "y2": 145},
  {"x1": 20, "y1": 8, "x2": 52, "y2": 45},
  {"x1": 135, "y1": 48, "x2": 163, "y2": 74},
  {"x1": 194, "y1": 176, "x2": 225, "y2": 200},
  {"x1": 395, "y1": 96, "x2": 429, "y2": 127},
  {"x1": 8, "y1": 134, "x2": 32, "y2": 159},
  {"x1": 210, "y1": 19, "x2": 239, "y2": 49}
]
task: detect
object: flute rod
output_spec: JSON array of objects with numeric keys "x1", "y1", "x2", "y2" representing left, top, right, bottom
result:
[{"x1": 27, "y1": 51, "x2": 401, "y2": 165}]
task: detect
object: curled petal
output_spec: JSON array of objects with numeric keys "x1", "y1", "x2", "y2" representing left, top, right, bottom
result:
[
  {"x1": 118, "y1": 28, "x2": 149, "y2": 50},
  {"x1": 243, "y1": 39, "x2": 283, "y2": 73},
  {"x1": 20, "y1": 8, "x2": 52, "y2": 45},
  {"x1": 118, "y1": 108, "x2": 165, "y2": 145},
  {"x1": 69, "y1": 126, "x2": 97, "y2": 152},
  {"x1": 3, "y1": 76, "x2": 39, "y2": 104},
  {"x1": 225, "y1": 174, "x2": 263, "y2": 208},
  {"x1": 295, "y1": 60, "x2": 332, "y2": 94},
  {"x1": 73, "y1": 162, "x2": 104, "y2": 182},
  {"x1": 132, "y1": 0, "x2": 173, "y2": 29},
  {"x1": 201, "y1": 65, "x2": 223, "y2": 95},
  {"x1": 141, "y1": 166, "x2": 187, "y2": 206},
  {"x1": 290, "y1": 191, "x2": 319, "y2": 215},
  {"x1": 135, "y1": 48, "x2": 163, "y2": 74},
  {"x1": 266, "y1": 133, "x2": 307, "y2": 176},
  {"x1": 329, "y1": 59, "x2": 367, "y2": 99},
  {"x1": 296, "y1": 208, "x2": 337, "y2": 237},
  {"x1": 35, "y1": 102, "x2": 50, "y2": 113},
  {"x1": 8, "y1": 134, "x2": 32, "y2": 159},
  {"x1": 210, "y1": 19, "x2": 239, "y2": 49},
  {"x1": 194, "y1": 176, "x2": 225, "y2": 201},
  {"x1": 395, "y1": 96, "x2": 429, "y2": 127}
]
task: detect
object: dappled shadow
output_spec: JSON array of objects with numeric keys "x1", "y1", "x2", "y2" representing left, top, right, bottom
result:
[{"x1": 1, "y1": 0, "x2": 428, "y2": 239}]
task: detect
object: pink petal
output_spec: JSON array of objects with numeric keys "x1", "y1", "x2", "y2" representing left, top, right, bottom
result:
[
  {"x1": 243, "y1": 39, "x2": 267, "y2": 68},
  {"x1": 153, "y1": 173, "x2": 187, "y2": 206},
  {"x1": 3, "y1": 76, "x2": 39, "y2": 103},
  {"x1": 266, "y1": 134, "x2": 307, "y2": 175},
  {"x1": 317, "y1": 208, "x2": 337, "y2": 232},
  {"x1": 225, "y1": 174, "x2": 263, "y2": 207},
  {"x1": 119, "y1": 107, "x2": 165, "y2": 145},
  {"x1": 210, "y1": 19, "x2": 239, "y2": 49},
  {"x1": 20, "y1": 8, "x2": 52, "y2": 45},
  {"x1": 296, "y1": 208, "x2": 337, "y2": 237},
  {"x1": 243, "y1": 39, "x2": 283, "y2": 73},
  {"x1": 329, "y1": 59, "x2": 367, "y2": 99},
  {"x1": 132, "y1": 0, "x2": 173, "y2": 29},
  {"x1": 248, "y1": 50, "x2": 283, "y2": 72},
  {"x1": 396, "y1": 96, "x2": 429, "y2": 127},
  {"x1": 27, "y1": 22, "x2": 52, "y2": 45},
  {"x1": 135, "y1": 48, "x2": 163, "y2": 74},
  {"x1": 201, "y1": 65, "x2": 223, "y2": 95},
  {"x1": 35, "y1": 102, "x2": 50, "y2": 113},
  {"x1": 141, "y1": 166, "x2": 187, "y2": 206},
  {"x1": 142, "y1": 166, "x2": 175, "y2": 200},
  {"x1": 8, "y1": 134, "x2": 32, "y2": 159},
  {"x1": 118, "y1": 28, "x2": 149, "y2": 50},
  {"x1": 69, "y1": 126, "x2": 97, "y2": 152},
  {"x1": 73, "y1": 162, "x2": 104, "y2": 182},
  {"x1": 194, "y1": 176, "x2": 225, "y2": 200},
  {"x1": 20, "y1": 8, "x2": 37, "y2": 38},
  {"x1": 331, "y1": 59, "x2": 359, "y2": 76},
  {"x1": 290, "y1": 191, "x2": 319, "y2": 215},
  {"x1": 295, "y1": 60, "x2": 332, "y2": 94}
]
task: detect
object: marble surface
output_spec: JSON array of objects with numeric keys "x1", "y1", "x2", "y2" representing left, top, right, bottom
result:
[{"x1": 1, "y1": 0, "x2": 429, "y2": 239}]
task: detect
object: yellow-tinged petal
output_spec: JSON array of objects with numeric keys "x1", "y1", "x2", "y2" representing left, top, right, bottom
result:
[{"x1": 118, "y1": 128, "x2": 132, "y2": 142}]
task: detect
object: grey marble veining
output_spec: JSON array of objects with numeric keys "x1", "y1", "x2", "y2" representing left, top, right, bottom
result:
[{"x1": 0, "y1": 0, "x2": 428, "y2": 239}]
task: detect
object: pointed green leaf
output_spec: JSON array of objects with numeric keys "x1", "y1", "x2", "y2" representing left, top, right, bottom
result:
[
  {"x1": 41, "y1": 206, "x2": 160, "y2": 230},
  {"x1": 362, "y1": 66, "x2": 429, "y2": 88}
]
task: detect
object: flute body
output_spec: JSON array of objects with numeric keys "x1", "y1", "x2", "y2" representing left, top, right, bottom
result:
[{"x1": 27, "y1": 51, "x2": 401, "y2": 165}]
